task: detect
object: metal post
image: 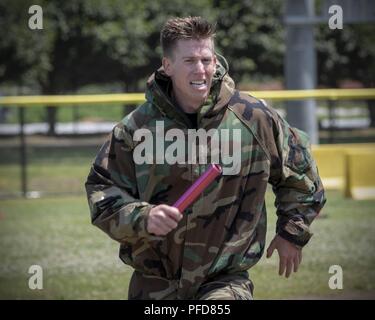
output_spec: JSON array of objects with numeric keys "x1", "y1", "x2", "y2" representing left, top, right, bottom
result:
[
  {"x1": 18, "y1": 106, "x2": 27, "y2": 198},
  {"x1": 73, "y1": 105, "x2": 79, "y2": 134},
  {"x1": 285, "y1": 0, "x2": 318, "y2": 144}
]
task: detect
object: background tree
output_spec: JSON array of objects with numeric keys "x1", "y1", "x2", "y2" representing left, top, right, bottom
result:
[
  {"x1": 316, "y1": 23, "x2": 375, "y2": 125},
  {"x1": 213, "y1": 0, "x2": 284, "y2": 86}
]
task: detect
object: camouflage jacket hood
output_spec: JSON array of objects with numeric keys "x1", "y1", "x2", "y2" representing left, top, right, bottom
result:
[{"x1": 85, "y1": 56, "x2": 326, "y2": 299}]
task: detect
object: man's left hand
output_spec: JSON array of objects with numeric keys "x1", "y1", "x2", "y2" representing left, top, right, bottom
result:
[{"x1": 266, "y1": 235, "x2": 302, "y2": 278}]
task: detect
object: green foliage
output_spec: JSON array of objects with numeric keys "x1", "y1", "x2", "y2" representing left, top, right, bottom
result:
[
  {"x1": 316, "y1": 23, "x2": 375, "y2": 87},
  {"x1": 0, "y1": 0, "x2": 49, "y2": 90},
  {"x1": 0, "y1": 0, "x2": 374, "y2": 94},
  {"x1": 0, "y1": 0, "x2": 216, "y2": 93},
  {"x1": 214, "y1": 0, "x2": 284, "y2": 84}
]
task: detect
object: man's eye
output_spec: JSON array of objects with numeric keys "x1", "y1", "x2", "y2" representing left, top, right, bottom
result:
[{"x1": 203, "y1": 59, "x2": 212, "y2": 64}]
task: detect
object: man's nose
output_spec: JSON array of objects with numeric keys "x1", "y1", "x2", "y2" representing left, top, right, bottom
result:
[{"x1": 194, "y1": 60, "x2": 205, "y2": 73}]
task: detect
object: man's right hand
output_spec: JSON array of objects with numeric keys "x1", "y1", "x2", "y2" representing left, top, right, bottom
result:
[{"x1": 147, "y1": 205, "x2": 183, "y2": 236}]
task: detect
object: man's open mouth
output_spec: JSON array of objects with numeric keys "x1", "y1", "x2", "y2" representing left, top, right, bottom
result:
[{"x1": 190, "y1": 80, "x2": 207, "y2": 88}]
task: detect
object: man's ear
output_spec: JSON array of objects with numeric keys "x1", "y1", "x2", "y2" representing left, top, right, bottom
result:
[{"x1": 162, "y1": 56, "x2": 172, "y2": 76}]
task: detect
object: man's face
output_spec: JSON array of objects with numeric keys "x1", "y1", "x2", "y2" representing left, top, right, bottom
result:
[{"x1": 162, "y1": 38, "x2": 217, "y2": 112}]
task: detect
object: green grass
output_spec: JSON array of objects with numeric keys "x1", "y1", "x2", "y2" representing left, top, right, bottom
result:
[
  {"x1": 0, "y1": 190, "x2": 374, "y2": 300},
  {"x1": 0, "y1": 145, "x2": 99, "y2": 194},
  {"x1": 254, "y1": 190, "x2": 375, "y2": 299},
  {"x1": 0, "y1": 197, "x2": 132, "y2": 299}
]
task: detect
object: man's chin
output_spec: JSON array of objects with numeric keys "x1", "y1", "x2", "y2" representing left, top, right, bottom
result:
[
  {"x1": 193, "y1": 95, "x2": 209, "y2": 106},
  {"x1": 192, "y1": 90, "x2": 209, "y2": 101}
]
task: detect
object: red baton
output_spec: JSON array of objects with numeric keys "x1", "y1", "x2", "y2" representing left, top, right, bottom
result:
[{"x1": 173, "y1": 164, "x2": 222, "y2": 212}]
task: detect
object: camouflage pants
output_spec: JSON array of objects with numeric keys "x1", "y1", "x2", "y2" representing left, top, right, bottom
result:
[
  {"x1": 128, "y1": 271, "x2": 254, "y2": 300},
  {"x1": 195, "y1": 273, "x2": 254, "y2": 300}
]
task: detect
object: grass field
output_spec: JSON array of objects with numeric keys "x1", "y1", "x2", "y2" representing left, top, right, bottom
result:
[
  {"x1": 0, "y1": 190, "x2": 374, "y2": 300},
  {"x1": 0, "y1": 143, "x2": 100, "y2": 195}
]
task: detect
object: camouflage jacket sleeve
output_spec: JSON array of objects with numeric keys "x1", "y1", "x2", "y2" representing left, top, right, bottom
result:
[
  {"x1": 267, "y1": 111, "x2": 326, "y2": 248},
  {"x1": 85, "y1": 122, "x2": 154, "y2": 243}
]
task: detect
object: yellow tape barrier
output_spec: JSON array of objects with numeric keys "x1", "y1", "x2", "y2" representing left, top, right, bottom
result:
[{"x1": 1, "y1": 88, "x2": 375, "y2": 106}]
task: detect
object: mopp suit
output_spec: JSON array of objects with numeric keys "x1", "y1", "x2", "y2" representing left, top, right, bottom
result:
[{"x1": 85, "y1": 56, "x2": 326, "y2": 299}]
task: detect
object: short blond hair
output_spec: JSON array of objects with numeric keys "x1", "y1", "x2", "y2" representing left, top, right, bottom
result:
[{"x1": 160, "y1": 16, "x2": 216, "y2": 58}]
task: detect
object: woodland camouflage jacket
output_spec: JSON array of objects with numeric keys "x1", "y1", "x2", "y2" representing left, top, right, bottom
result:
[{"x1": 85, "y1": 56, "x2": 326, "y2": 299}]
